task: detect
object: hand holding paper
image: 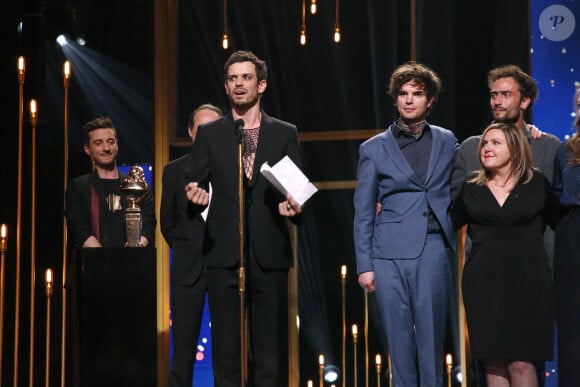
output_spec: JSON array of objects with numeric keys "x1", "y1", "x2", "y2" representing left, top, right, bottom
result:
[{"x1": 260, "y1": 156, "x2": 318, "y2": 206}]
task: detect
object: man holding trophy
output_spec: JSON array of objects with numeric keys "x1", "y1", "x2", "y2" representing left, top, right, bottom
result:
[{"x1": 65, "y1": 116, "x2": 156, "y2": 248}]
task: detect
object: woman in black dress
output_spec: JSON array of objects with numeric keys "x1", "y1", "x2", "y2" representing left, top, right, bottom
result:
[{"x1": 451, "y1": 123, "x2": 559, "y2": 386}]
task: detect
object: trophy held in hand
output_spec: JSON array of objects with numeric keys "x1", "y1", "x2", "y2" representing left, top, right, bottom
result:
[{"x1": 120, "y1": 166, "x2": 149, "y2": 247}]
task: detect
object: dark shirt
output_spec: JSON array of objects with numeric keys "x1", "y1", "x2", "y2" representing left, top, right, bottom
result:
[{"x1": 392, "y1": 123, "x2": 441, "y2": 233}]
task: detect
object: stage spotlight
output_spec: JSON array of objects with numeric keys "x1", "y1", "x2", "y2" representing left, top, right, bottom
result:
[
  {"x1": 452, "y1": 365, "x2": 463, "y2": 384},
  {"x1": 76, "y1": 36, "x2": 86, "y2": 46},
  {"x1": 56, "y1": 34, "x2": 67, "y2": 46},
  {"x1": 323, "y1": 364, "x2": 340, "y2": 383}
]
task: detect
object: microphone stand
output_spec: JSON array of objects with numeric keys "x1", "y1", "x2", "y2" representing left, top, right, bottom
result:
[{"x1": 237, "y1": 123, "x2": 247, "y2": 386}]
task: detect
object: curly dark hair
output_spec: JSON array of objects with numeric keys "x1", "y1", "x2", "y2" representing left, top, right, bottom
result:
[
  {"x1": 487, "y1": 65, "x2": 539, "y2": 104},
  {"x1": 224, "y1": 50, "x2": 268, "y2": 82}
]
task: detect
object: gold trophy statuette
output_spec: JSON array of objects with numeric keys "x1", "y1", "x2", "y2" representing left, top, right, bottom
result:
[{"x1": 120, "y1": 166, "x2": 149, "y2": 247}]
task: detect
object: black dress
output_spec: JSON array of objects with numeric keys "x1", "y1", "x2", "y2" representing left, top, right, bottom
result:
[{"x1": 451, "y1": 170, "x2": 558, "y2": 360}]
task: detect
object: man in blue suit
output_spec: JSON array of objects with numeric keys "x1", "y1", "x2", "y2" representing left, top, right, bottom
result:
[{"x1": 354, "y1": 62, "x2": 458, "y2": 387}]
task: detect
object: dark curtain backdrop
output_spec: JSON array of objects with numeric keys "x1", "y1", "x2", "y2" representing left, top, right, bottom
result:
[{"x1": 0, "y1": 0, "x2": 529, "y2": 385}]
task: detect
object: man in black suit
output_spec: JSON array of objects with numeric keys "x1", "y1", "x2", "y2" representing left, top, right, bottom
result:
[
  {"x1": 161, "y1": 104, "x2": 223, "y2": 386},
  {"x1": 185, "y1": 50, "x2": 302, "y2": 386}
]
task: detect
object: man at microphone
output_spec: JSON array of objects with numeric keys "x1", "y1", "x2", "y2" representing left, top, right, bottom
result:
[{"x1": 185, "y1": 50, "x2": 302, "y2": 386}]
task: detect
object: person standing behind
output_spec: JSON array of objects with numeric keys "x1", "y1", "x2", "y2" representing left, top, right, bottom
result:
[
  {"x1": 451, "y1": 64, "x2": 560, "y2": 256},
  {"x1": 552, "y1": 87, "x2": 580, "y2": 387},
  {"x1": 161, "y1": 104, "x2": 223, "y2": 386},
  {"x1": 451, "y1": 123, "x2": 558, "y2": 387},
  {"x1": 354, "y1": 62, "x2": 458, "y2": 386},
  {"x1": 65, "y1": 116, "x2": 156, "y2": 248},
  {"x1": 185, "y1": 50, "x2": 302, "y2": 387}
]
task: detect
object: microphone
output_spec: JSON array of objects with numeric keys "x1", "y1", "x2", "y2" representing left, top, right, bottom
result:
[{"x1": 234, "y1": 119, "x2": 245, "y2": 143}]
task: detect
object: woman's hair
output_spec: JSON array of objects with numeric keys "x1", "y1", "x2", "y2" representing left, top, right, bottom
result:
[
  {"x1": 566, "y1": 87, "x2": 580, "y2": 164},
  {"x1": 468, "y1": 122, "x2": 534, "y2": 186}
]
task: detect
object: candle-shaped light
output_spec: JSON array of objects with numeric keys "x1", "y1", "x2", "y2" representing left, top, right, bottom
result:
[
  {"x1": 18, "y1": 56, "x2": 25, "y2": 82},
  {"x1": 446, "y1": 353, "x2": 452, "y2": 387},
  {"x1": 30, "y1": 99, "x2": 38, "y2": 126},
  {"x1": 376, "y1": 354, "x2": 382, "y2": 387},
  {"x1": 0, "y1": 224, "x2": 7, "y2": 251},
  {"x1": 64, "y1": 61, "x2": 71, "y2": 78},
  {"x1": 307, "y1": 380, "x2": 313, "y2": 387},
  {"x1": 45, "y1": 269, "x2": 53, "y2": 297},
  {"x1": 310, "y1": 0, "x2": 317, "y2": 14}
]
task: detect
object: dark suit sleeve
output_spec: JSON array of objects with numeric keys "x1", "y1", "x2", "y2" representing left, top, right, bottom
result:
[
  {"x1": 160, "y1": 163, "x2": 178, "y2": 248},
  {"x1": 187, "y1": 124, "x2": 211, "y2": 191},
  {"x1": 64, "y1": 177, "x2": 94, "y2": 248}
]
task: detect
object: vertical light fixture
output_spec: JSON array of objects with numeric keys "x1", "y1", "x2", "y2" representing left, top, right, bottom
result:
[
  {"x1": 222, "y1": 0, "x2": 229, "y2": 49},
  {"x1": 300, "y1": 0, "x2": 307, "y2": 45},
  {"x1": 0, "y1": 224, "x2": 7, "y2": 384},
  {"x1": 14, "y1": 57, "x2": 25, "y2": 387},
  {"x1": 375, "y1": 354, "x2": 382, "y2": 387},
  {"x1": 340, "y1": 265, "x2": 347, "y2": 387},
  {"x1": 352, "y1": 324, "x2": 358, "y2": 387},
  {"x1": 44, "y1": 268, "x2": 53, "y2": 387},
  {"x1": 61, "y1": 60, "x2": 71, "y2": 387},
  {"x1": 333, "y1": 0, "x2": 341, "y2": 43},
  {"x1": 29, "y1": 98, "x2": 39, "y2": 387},
  {"x1": 310, "y1": 0, "x2": 317, "y2": 14}
]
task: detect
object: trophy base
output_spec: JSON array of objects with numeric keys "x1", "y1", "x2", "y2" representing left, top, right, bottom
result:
[{"x1": 125, "y1": 208, "x2": 143, "y2": 247}]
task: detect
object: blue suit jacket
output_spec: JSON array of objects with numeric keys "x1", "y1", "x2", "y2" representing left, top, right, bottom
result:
[{"x1": 354, "y1": 124, "x2": 458, "y2": 274}]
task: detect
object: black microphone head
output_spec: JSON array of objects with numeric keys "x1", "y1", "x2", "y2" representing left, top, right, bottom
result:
[{"x1": 234, "y1": 119, "x2": 245, "y2": 142}]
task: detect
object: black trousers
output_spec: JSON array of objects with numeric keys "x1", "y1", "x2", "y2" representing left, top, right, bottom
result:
[
  {"x1": 207, "y1": 252, "x2": 289, "y2": 387},
  {"x1": 170, "y1": 272, "x2": 207, "y2": 387}
]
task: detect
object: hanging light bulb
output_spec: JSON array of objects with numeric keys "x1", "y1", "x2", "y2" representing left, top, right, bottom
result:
[
  {"x1": 300, "y1": 0, "x2": 307, "y2": 45},
  {"x1": 334, "y1": 0, "x2": 341, "y2": 43},
  {"x1": 222, "y1": 0, "x2": 229, "y2": 50},
  {"x1": 310, "y1": 0, "x2": 317, "y2": 14}
]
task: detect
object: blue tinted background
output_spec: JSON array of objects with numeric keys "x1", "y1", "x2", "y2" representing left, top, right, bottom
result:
[{"x1": 531, "y1": 0, "x2": 579, "y2": 141}]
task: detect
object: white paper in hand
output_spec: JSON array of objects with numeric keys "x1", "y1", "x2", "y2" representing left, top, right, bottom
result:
[{"x1": 260, "y1": 156, "x2": 318, "y2": 206}]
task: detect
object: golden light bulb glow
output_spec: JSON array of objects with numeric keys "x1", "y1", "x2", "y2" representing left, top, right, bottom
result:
[
  {"x1": 310, "y1": 0, "x2": 317, "y2": 14},
  {"x1": 30, "y1": 99, "x2": 37, "y2": 115},
  {"x1": 222, "y1": 34, "x2": 229, "y2": 50},
  {"x1": 18, "y1": 56, "x2": 25, "y2": 74},
  {"x1": 341, "y1": 264, "x2": 347, "y2": 278},
  {"x1": 45, "y1": 269, "x2": 53, "y2": 285},
  {"x1": 307, "y1": 380, "x2": 313, "y2": 387},
  {"x1": 376, "y1": 354, "x2": 382, "y2": 365},
  {"x1": 64, "y1": 61, "x2": 71, "y2": 79},
  {"x1": 1, "y1": 224, "x2": 6, "y2": 238},
  {"x1": 318, "y1": 354, "x2": 325, "y2": 365},
  {"x1": 352, "y1": 324, "x2": 358, "y2": 336},
  {"x1": 300, "y1": 32, "x2": 306, "y2": 45},
  {"x1": 334, "y1": 28, "x2": 341, "y2": 43},
  {"x1": 446, "y1": 353, "x2": 452, "y2": 366}
]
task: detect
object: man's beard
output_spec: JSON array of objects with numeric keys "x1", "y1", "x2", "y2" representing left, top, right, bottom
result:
[{"x1": 494, "y1": 111, "x2": 519, "y2": 124}]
